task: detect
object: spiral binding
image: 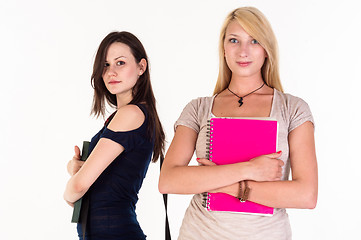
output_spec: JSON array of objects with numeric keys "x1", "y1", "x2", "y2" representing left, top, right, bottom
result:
[
  {"x1": 202, "y1": 119, "x2": 214, "y2": 209},
  {"x1": 205, "y1": 119, "x2": 214, "y2": 160}
]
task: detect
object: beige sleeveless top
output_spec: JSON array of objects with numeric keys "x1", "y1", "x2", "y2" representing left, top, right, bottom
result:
[{"x1": 174, "y1": 89, "x2": 314, "y2": 240}]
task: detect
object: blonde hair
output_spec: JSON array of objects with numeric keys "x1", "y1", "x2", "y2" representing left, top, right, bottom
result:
[{"x1": 213, "y1": 7, "x2": 284, "y2": 95}]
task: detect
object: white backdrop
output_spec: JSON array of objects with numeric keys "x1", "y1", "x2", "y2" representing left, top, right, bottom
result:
[{"x1": 1, "y1": 0, "x2": 360, "y2": 239}]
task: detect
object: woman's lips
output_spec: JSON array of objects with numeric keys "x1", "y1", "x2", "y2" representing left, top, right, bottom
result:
[
  {"x1": 109, "y1": 80, "x2": 121, "y2": 84},
  {"x1": 237, "y1": 61, "x2": 251, "y2": 67}
]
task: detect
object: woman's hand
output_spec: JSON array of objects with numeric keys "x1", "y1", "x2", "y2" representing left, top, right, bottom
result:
[
  {"x1": 67, "y1": 146, "x2": 84, "y2": 176},
  {"x1": 65, "y1": 200, "x2": 74, "y2": 207},
  {"x1": 196, "y1": 158, "x2": 216, "y2": 167},
  {"x1": 247, "y1": 151, "x2": 284, "y2": 182}
]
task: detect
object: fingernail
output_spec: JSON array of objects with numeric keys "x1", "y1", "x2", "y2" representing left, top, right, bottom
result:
[
  {"x1": 196, "y1": 158, "x2": 200, "y2": 161},
  {"x1": 277, "y1": 151, "x2": 282, "y2": 154}
]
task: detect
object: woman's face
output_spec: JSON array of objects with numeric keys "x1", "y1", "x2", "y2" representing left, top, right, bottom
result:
[
  {"x1": 102, "y1": 42, "x2": 144, "y2": 97},
  {"x1": 223, "y1": 21, "x2": 267, "y2": 79}
]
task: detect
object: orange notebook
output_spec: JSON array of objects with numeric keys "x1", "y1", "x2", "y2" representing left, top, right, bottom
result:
[{"x1": 202, "y1": 117, "x2": 278, "y2": 216}]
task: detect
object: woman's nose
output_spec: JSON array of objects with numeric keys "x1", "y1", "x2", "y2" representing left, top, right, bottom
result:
[
  {"x1": 238, "y1": 43, "x2": 249, "y2": 57},
  {"x1": 107, "y1": 65, "x2": 117, "y2": 76}
]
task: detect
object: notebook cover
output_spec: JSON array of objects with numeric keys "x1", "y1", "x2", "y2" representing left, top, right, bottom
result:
[
  {"x1": 204, "y1": 117, "x2": 278, "y2": 216},
  {"x1": 71, "y1": 141, "x2": 90, "y2": 223}
]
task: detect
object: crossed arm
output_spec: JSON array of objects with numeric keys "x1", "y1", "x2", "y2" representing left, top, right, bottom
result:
[
  {"x1": 63, "y1": 105, "x2": 145, "y2": 205},
  {"x1": 158, "y1": 121, "x2": 317, "y2": 209},
  {"x1": 64, "y1": 138, "x2": 125, "y2": 204}
]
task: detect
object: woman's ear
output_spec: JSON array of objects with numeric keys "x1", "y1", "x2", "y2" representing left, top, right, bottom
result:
[{"x1": 138, "y1": 58, "x2": 147, "y2": 76}]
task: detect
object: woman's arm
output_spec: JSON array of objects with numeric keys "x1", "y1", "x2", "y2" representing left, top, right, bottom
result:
[
  {"x1": 158, "y1": 125, "x2": 284, "y2": 194},
  {"x1": 247, "y1": 121, "x2": 318, "y2": 209},
  {"x1": 64, "y1": 138, "x2": 125, "y2": 203},
  {"x1": 64, "y1": 105, "x2": 145, "y2": 204},
  {"x1": 206, "y1": 121, "x2": 318, "y2": 209}
]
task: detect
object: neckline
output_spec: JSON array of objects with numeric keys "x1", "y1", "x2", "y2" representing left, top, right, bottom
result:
[{"x1": 210, "y1": 88, "x2": 277, "y2": 118}]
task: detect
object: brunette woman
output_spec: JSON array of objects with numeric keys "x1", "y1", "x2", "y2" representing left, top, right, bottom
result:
[{"x1": 64, "y1": 31, "x2": 165, "y2": 240}]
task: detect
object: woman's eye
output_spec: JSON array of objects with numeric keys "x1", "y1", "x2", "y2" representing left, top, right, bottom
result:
[
  {"x1": 251, "y1": 39, "x2": 259, "y2": 44},
  {"x1": 104, "y1": 62, "x2": 110, "y2": 67},
  {"x1": 116, "y1": 61, "x2": 125, "y2": 66},
  {"x1": 230, "y1": 38, "x2": 239, "y2": 43}
]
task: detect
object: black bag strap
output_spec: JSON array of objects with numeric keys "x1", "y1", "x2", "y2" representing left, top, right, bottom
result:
[{"x1": 160, "y1": 155, "x2": 171, "y2": 240}]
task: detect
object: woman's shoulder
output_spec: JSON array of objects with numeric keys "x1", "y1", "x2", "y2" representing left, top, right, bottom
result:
[
  {"x1": 181, "y1": 95, "x2": 214, "y2": 118},
  {"x1": 107, "y1": 104, "x2": 145, "y2": 132},
  {"x1": 184, "y1": 96, "x2": 214, "y2": 110},
  {"x1": 175, "y1": 96, "x2": 214, "y2": 132},
  {"x1": 274, "y1": 89, "x2": 310, "y2": 107},
  {"x1": 274, "y1": 89, "x2": 314, "y2": 130}
]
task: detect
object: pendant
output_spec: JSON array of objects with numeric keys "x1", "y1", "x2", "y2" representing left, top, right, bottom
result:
[{"x1": 238, "y1": 97, "x2": 243, "y2": 107}]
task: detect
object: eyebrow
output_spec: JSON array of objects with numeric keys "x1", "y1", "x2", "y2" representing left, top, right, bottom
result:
[
  {"x1": 114, "y1": 56, "x2": 126, "y2": 60},
  {"x1": 105, "y1": 56, "x2": 127, "y2": 62},
  {"x1": 227, "y1": 33, "x2": 253, "y2": 39}
]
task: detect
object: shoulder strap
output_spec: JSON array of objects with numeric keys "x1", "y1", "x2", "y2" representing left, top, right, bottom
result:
[
  {"x1": 160, "y1": 156, "x2": 171, "y2": 240},
  {"x1": 104, "y1": 111, "x2": 117, "y2": 127}
]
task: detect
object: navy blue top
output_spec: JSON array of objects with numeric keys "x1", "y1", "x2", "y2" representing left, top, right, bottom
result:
[{"x1": 77, "y1": 104, "x2": 154, "y2": 240}]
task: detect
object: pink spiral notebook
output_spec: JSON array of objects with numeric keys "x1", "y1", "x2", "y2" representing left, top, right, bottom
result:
[{"x1": 202, "y1": 117, "x2": 278, "y2": 216}]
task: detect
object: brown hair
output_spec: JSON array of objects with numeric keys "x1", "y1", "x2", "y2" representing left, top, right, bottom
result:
[
  {"x1": 213, "y1": 7, "x2": 284, "y2": 95},
  {"x1": 91, "y1": 31, "x2": 164, "y2": 162}
]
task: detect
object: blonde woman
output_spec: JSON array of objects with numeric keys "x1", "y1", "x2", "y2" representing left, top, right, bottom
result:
[{"x1": 159, "y1": 7, "x2": 317, "y2": 240}]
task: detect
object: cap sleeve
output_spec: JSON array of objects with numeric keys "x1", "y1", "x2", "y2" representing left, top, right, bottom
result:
[
  {"x1": 288, "y1": 97, "x2": 315, "y2": 133},
  {"x1": 100, "y1": 127, "x2": 145, "y2": 152},
  {"x1": 174, "y1": 99, "x2": 200, "y2": 133}
]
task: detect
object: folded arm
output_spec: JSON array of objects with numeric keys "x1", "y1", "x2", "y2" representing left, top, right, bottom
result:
[
  {"x1": 64, "y1": 138, "x2": 125, "y2": 203},
  {"x1": 247, "y1": 121, "x2": 318, "y2": 209},
  {"x1": 64, "y1": 105, "x2": 144, "y2": 204},
  {"x1": 158, "y1": 125, "x2": 283, "y2": 195},
  {"x1": 208, "y1": 121, "x2": 318, "y2": 209}
]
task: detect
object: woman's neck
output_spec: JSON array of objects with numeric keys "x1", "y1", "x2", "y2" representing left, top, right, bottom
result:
[
  {"x1": 228, "y1": 75, "x2": 265, "y2": 96},
  {"x1": 116, "y1": 92, "x2": 133, "y2": 109}
]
